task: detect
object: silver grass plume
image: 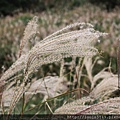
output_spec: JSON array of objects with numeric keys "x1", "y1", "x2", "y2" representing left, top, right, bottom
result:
[
  {"x1": 0, "y1": 54, "x2": 27, "y2": 83},
  {"x1": 77, "y1": 97, "x2": 120, "y2": 114},
  {"x1": 19, "y1": 16, "x2": 39, "y2": 57},
  {"x1": 54, "y1": 97, "x2": 120, "y2": 114},
  {"x1": 90, "y1": 75, "x2": 118, "y2": 99},
  {"x1": 24, "y1": 26, "x2": 107, "y2": 77},
  {"x1": 41, "y1": 22, "x2": 94, "y2": 43},
  {"x1": 54, "y1": 96, "x2": 94, "y2": 114},
  {"x1": 91, "y1": 68, "x2": 113, "y2": 89}
]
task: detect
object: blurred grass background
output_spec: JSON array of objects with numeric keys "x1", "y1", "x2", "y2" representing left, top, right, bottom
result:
[{"x1": 0, "y1": 0, "x2": 120, "y2": 114}]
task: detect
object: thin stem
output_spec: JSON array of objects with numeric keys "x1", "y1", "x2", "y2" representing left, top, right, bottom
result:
[
  {"x1": 117, "y1": 40, "x2": 120, "y2": 89},
  {"x1": 21, "y1": 93, "x2": 25, "y2": 115},
  {"x1": 46, "y1": 102, "x2": 53, "y2": 114}
]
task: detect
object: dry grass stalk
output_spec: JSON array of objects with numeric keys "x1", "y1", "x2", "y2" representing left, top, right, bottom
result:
[{"x1": 117, "y1": 39, "x2": 120, "y2": 89}]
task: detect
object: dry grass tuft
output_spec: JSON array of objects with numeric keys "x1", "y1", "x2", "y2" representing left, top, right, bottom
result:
[{"x1": 0, "y1": 16, "x2": 112, "y2": 114}]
